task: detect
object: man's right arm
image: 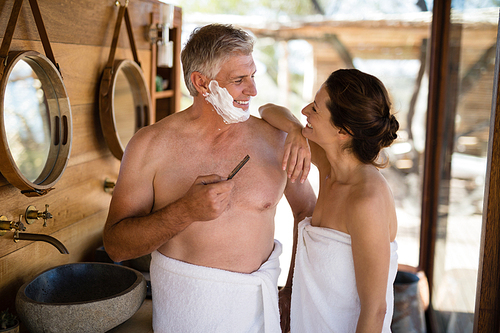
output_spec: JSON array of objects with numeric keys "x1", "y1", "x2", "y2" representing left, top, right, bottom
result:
[{"x1": 102, "y1": 130, "x2": 233, "y2": 262}]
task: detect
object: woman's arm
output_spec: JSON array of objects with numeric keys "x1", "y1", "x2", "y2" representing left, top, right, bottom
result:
[
  {"x1": 259, "y1": 103, "x2": 304, "y2": 133},
  {"x1": 259, "y1": 103, "x2": 311, "y2": 183},
  {"x1": 348, "y1": 189, "x2": 394, "y2": 333}
]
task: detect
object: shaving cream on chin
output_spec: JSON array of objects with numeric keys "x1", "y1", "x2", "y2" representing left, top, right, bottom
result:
[{"x1": 203, "y1": 80, "x2": 250, "y2": 124}]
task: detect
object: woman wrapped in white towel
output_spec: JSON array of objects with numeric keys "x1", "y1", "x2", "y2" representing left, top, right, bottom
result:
[{"x1": 259, "y1": 68, "x2": 400, "y2": 333}]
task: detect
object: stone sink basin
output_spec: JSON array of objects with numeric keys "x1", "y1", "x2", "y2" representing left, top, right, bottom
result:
[{"x1": 16, "y1": 262, "x2": 147, "y2": 333}]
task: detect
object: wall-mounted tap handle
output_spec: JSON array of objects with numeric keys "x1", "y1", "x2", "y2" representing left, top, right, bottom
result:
[
  {"x1": 26, "y1": 206, "x2": 38, "y2": 224},
  {"x1": 41, "y1": 204, "x2": 52, "y2": 227},
  {"x1": 104, "y1": 178, "x2": 116, "y2": 193},
  {"x1": 0, "y1": 216, "x2": 12, "y2": 235},
  {"x1": 25, "y1": 205, "x2": 53, "y2": 226},
  {"x1": 15, "y1": 221, "x2": 26, "y2": 231},
  {"x1": 0, "y1": 215, "x2": 25, "y2": 235},
  {"x1": 13, "y1": 215, "x2": 26, "y2": 232}
]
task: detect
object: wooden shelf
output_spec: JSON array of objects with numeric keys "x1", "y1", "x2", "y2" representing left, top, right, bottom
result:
[
  {"x1": 150, "y1": 5, "x2": 182, "y2": 122},
  {"x1": 154, "y1": 89, "x2": 174, "y2": 98}
]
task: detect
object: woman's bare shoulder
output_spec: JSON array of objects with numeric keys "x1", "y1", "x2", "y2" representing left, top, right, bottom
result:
[{"x1": 346, "y1": 169, "x2": 394, "y2": 223}]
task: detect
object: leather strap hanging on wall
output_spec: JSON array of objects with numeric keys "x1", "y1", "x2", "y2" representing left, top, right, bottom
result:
[
  {"x1": 100, "y1": 2, "x2": 141, "y2": 97},
  {"x1": 0, "y1": 0, "x2": 61, "y2": 79}
]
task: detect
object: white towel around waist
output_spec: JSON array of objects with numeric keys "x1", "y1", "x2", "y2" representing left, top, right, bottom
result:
[
  {"x1": 291, "y1": 217, "x2": 398, "y2": 333},
  {"x1": 150, "y1": 240, "x2": 282, "y2": 333}
]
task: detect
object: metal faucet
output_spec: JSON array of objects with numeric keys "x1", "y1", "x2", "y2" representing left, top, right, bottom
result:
[
  {"x1": 0, "y1": 215, "x2": 69, "y2": 254},
  {"x1": 14, "y1": 231, "x2": 69, "y2": 254}
]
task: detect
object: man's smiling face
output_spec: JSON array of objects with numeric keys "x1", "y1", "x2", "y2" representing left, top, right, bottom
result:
[{"x1": 213, "y1": 53, "x2": 257, "y2": 111}]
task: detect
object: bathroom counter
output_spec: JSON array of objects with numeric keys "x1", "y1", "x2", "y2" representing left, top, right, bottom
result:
[{"x1": 107, "y1": 298, "x2": 153, "y2": 332}]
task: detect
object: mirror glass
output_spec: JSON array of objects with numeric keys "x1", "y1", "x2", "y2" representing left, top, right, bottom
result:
[
  {"x1": 113, "y1": 69, "x2": 136, "y2": 148},
  {"x1": 4, "y1": 60, "x2": 52, "y2": 182}
]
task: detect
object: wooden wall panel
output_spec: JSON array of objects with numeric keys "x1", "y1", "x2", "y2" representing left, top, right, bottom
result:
[
  {"x1": 0, "y1": 0, "x2": 155, "y2": 50},
  {"x1": 0, "y1": 157, "x2": 119, "y2": 257},
  {"x1": 0, "y1": 41, "x2": 152, "y2": 107},
  {"x1": 0, "y1": 0, "x2": 157, "y2": 314}
]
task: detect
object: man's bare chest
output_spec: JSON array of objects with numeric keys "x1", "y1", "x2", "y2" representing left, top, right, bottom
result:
[{"x1": 152, "y1": 146, "x2": 287, "y2": 212}]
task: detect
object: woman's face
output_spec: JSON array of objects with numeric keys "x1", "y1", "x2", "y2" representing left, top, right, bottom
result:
[{"x1": 301, "y1": 85, "x2": 339, "y2": 145}]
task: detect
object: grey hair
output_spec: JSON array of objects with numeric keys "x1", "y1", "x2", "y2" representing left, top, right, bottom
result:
[{"x1": 181, "y1": 24, "x2": 254, "y2": 96}]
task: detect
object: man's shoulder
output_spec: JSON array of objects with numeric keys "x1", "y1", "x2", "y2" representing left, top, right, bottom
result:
[
  {"x1": 247, "y1": 115, "x2": 286, "y2": 137},
  {"x1": 153, "y1": 110, "x2": 186, "y2": 128},
  {"x1": 232, "y1": 116, "x2": 285, "y2": 155},
  {"x1": 140, "y1": 111, "x2": 188, "y2": 138},
  {"x1": 125, "y1": 113, "x2": 187, "y2": 154}
]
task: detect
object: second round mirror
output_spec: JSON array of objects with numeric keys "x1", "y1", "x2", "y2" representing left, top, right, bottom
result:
[{"x1": 99, "y1": 59, "x2": 152, "y2": 160}]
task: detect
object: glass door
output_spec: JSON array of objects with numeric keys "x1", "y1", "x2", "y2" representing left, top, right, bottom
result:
[{"x1": 429, "y1": 3, "x2": 498, "y2": 332}]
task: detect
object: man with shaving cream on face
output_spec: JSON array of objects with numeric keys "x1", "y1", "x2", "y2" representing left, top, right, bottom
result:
[{"x1": 103, "y1": 24, "x2": 316, "y2": 333}]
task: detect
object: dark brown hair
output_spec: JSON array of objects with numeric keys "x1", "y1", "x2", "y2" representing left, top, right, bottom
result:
[{"x1": 324, "y1": 69, "x2": 399, "y2": 167}]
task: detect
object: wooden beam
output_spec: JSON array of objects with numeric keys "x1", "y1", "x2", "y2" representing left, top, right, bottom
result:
[
  {"x1": 323, "y1": 34, "x2": 354, "y2": 68},
  {"x1": 419, "y1": 0, "x2": 452, "y2": 331},
  {"x1": 473, "y1": 17, "x2": 500, "y2": 333}
]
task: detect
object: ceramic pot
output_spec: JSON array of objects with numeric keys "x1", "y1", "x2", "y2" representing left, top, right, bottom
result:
[{"x1": 0, "y1": 319, "x2": 20, "y2": 333}]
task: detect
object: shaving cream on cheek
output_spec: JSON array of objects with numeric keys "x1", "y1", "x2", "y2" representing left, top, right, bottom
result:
[{"x1": 203, "y1": 80, "x2": 250, "y2": 124}]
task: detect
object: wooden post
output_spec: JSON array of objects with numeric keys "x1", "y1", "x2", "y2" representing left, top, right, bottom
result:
[{"x1": 473, "y1": 15, "x2": 500, "y2": 333}]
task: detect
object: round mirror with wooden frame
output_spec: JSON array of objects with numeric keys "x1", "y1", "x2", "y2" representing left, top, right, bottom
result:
[
  {"x1": 0, "y1": 50, "x2": 72, "y2": 196},
  {"x1": 99, "y1": 59, "x2": 151, "y2": 160},
  {"x1": 98, "y1": 3, "x2": 152, "y2": 161}
]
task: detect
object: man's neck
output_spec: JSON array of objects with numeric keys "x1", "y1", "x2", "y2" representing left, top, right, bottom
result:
[{"x1": 187, "y1": 97, "x2": 241, "y2": 136}]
